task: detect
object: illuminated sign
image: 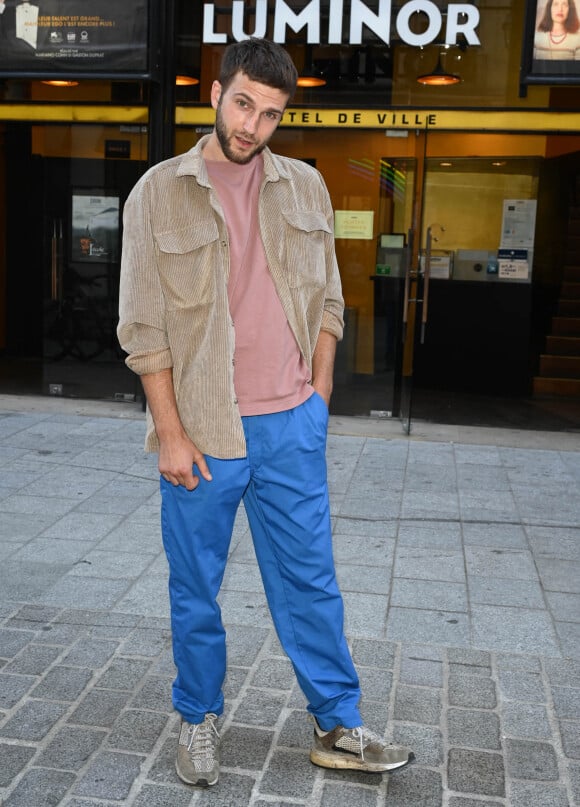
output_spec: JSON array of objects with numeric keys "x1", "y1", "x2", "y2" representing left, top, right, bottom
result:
[{"x1": 203, "y1": 0, "x2": 481, "y2": 47}]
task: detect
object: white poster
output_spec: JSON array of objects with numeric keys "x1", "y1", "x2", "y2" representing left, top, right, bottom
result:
[{"x1": 500, "y1": 199, "x2": 537, "y2": 249}]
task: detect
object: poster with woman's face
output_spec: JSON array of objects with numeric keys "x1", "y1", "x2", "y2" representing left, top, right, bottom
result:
[{"x1": 524, "y1": 0, "x2": 580, "y2": 81}]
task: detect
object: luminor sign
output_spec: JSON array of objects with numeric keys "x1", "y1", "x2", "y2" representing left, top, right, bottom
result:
[{"x1": 202, "y1": 0, "x2": 481, "y2": 47}]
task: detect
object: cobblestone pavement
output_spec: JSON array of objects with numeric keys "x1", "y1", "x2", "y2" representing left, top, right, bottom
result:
[{"x1": 0, "y1": 396, "x2": 579, "y2": 807}]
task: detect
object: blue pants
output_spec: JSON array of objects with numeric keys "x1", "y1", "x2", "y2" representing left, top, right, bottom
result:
[{"x1": 160, "y1": 392, "x2": 362, "y2": 730}]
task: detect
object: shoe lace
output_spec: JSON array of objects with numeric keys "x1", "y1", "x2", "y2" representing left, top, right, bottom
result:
[
  {"x1": 350, "y1": 726, "x2": 383, "y2": 760},
  {"x1": 187, "y1": 713, "x2": 219, "y2": 763}
]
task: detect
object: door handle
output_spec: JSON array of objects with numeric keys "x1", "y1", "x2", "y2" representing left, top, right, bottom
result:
[
  {"x1": 421, "y1": 223, "x2": 445, "y2": 343},
  {"x1": 402, "y1": 228, "x2": 414, "y2": 342}
]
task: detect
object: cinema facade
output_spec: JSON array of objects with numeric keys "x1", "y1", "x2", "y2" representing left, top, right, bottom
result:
[{"x1": 0, "y1": 0, "x2": 578, "y2": 428}]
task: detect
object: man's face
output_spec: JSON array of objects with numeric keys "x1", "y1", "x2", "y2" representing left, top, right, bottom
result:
[{"x1": 210, "y1": 72, "x2": 289, "y2": 164}]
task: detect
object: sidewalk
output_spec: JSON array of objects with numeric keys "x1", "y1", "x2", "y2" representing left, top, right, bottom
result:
[{"x1": 0, "y1": 393, "x2": 579, "y2": 807}]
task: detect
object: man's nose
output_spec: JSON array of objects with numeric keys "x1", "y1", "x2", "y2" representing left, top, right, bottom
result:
[{"x1": 242, "y1": 111, "x2": 259, "y2": 134}]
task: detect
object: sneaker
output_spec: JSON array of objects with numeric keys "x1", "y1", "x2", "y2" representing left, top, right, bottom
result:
[
  {"x1": 310, "y1": 718, "x2": 414, "y2": 773},
  {"x1": 175, "y1": 713, "x2": 220, "y2": 786}
]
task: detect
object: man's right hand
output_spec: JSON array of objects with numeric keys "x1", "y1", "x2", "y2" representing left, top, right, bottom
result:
[{"x1": 158, "y1": 433, "x2": 213, "y2": 491}]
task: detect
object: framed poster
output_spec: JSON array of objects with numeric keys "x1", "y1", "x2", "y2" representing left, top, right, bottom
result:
[
  {"x1": 0, "y1": 0, "x2": 149, "y2": 77},
  {"x1": 521, "y1": 0, "x2": 580, "y2": 86},
  {"x1": 71, "y1": 190, "x2": 120, "y2": 264}
]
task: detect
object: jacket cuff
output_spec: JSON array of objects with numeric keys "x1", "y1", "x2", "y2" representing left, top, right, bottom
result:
[
  {"x1": 125, "y1": 348, "x2": 173, "y2": 376},
  {"x1": 321, "y1": 310, "x2": 344, "y2": 342}
]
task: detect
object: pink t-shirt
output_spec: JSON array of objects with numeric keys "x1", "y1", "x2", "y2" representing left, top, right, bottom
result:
[{"x1": 205, "y1": 155, "x2": 312, "y2": 416}]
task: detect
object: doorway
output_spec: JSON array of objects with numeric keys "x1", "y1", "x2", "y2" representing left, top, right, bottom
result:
[{"x1": 0, "y1": 122, "x2": 147, "y2": 402}]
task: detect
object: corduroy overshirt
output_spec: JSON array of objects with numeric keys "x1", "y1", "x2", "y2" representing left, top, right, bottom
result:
[{"x1": 118, "y1": 135, "x2": 345, "y2": 458}]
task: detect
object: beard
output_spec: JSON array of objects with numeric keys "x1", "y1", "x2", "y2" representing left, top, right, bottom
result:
[{"x1": 215, "y1": 101, "x2": 266, "y2": 165}]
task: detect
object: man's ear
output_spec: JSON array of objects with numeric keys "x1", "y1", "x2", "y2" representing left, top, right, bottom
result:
[{"x1": 210, "y1": 80, "x2": 222, "y2": 111}]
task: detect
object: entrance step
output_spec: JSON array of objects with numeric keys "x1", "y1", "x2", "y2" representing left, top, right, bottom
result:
[
  {"x1": 552, "y1": 316, "x2": 580, "y2": 336},
  {"x1": 539, "y1": 354, "x2": 580, "y2": 378},
  {"x1": 533, "y1": 377, "x2": 580, "y2": 398},
  {"x1": 545, "y1": 335, "x2": 580, "y2": 356},
  {"x1": 564, "y1": 266, "x2": 580, "y2": 282},
  {"x1": 561, "y1": 281, "x2": 580, "y2": 298},
  {"x1": 558, "y1": 299, "x2": 580, "y2": 316}
]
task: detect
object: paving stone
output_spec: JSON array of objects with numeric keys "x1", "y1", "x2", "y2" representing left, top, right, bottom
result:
[
  {"x1": 448, "y1": 673, "x2": 497, "y2": 709},
  {"x1": 386, "y1": 765, "x2": 443, "y2": 806},
  {"x1": 447, "y1": 647, "x2": 491, "y2": 671},
  {"x1": 1, "y1": 699, "x2": 68, "y2": 740},
  {"x1": 224, "y1": 625, "x2": 270, "y2": 666},
  {"x1": 106, "y1": 709, "x2": 169, "y2": 753},
  {"x1": 502, "y1": 701, "x2": 552, "y2": 739},
  {"x1": 448, "y1": 799, "x2": 503, "y2": 807},
  {"x1": 357, "y1": 666, "x2": 393, "y2": 700},
  {"x1": 277, "y1": 709, "x2": 311, "y2": 749},
  {"x1": 543, "y1": 658, "x2": 580, "y2": 687},
  {"x1": 447, "y1": 748, "x2": 505, "y2": 797},
  {"x1": 392, "y1": 724, "x2": 443, "y2": 766},
  {"x1": 399, "y1": 654, "x2": 443, "y2": 687},
  {"x1": 3, "y1": 643, "x2": 62, "y2": 675},
  {"x1": 36, "y1": 726, "x2": 107, "y2": 770},
  {"x1": 121, "y1": 627, "x2": 171, "y2": 657},
  {"x1": 146, "y1": 736, "x2": 179, "y2": 784},
  {"x1": 30, "y1": 665, "x2": 93, "y2": 701},
  {"x1": 130, "y1": 675, "x2": 174, "y2": 713},
  {"x1": 195, "y1": 771, "x2": 257, "y2": 805},
  {"x1": 61, "y1": 637, "x2": 120, "y2": 668},
  {"x1": 351, "y1": 638, "x2": 395, "y2": 668},
  {"x1": 0, "y1": 672, "x2": 37, "y2": 708},
  {"x1": 96, "y1": 657, "x2": 152, "y2": 690},
  {"x1": 496, "y1": 653, "x2": 541, "y2": 673},
  {"x1": 131, "y1": 783, "x2": 193, "y2": 807},
  {"x1": 509, "y1": 781, "x2": 571, "y2": 807},
  {"x1": 447, "y1": 708, "x2": 501, "y2": 750},
  {"x1": 69, "y1": 689, "x2": 132, "y2": 727},
  {"x1": 10, "y1": 604, "x2": 63, "y2": 625},
  {"x1": 0, "y1": 742, "x2": 36, "y2": 787},
  {"x1": 32, "y1": 621, "x2": 85, "y2": 645},
  {"x1": 251, "y1": 657, "x2": 295, "y2": 689},
  {"x1": 552, "y1": 685, "x2": 580, "y2": 719},
  {"x1": 496, "y1": 669, "x2": 546, "y2": 702},
  {"x1": 321, "y1": 781, "x2": 379, "y2": 806},
  {"x1": 570, "y1": 763, "x2": 580, "y2": 804},
  {"x1": 223, "y1": 666, "x2": 250, "y2": 701},
  {"x1": 393, "y1": 685, "x2": 442, "y2": 725},
  {"x1": 505, "y1": 738, "x2": 559, "y2": 780},
  {"x1": 73, "y1": 750, "x2": 144, "y2": 800},
  {"x1": 560, "y1": 719, "x2": 580, "y2": 759},
  {"x1": 0, "y1": 628, "x2": 36, "y2": 657},
  {"x1": 231, "y1": 688, "x2": 287, "y2": 727},
  {"x1": 221, "y1": 724, "x2": 275, "y2": 769},
  {"x1": 258, "y1": 749, "x2": 317, "y2": 800},
  {"x1": 2, "y1": 768, "x2": 76, "y2": 807}
]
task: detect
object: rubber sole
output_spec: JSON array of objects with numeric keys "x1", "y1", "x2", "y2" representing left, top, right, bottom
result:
[
  {"x1": 310, "y1": 748, "x2": 414, "y2": 773},
  {"x1": 175, "y1": 761, "x2": 218, "y2": 787}
]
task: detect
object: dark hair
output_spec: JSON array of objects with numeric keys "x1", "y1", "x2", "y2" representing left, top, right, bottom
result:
[
  {"x1": 219, "y1": 38, "x2": 298, "y2": 98},
  {"x1": 538, "y1": 0, "x2": 579, "y2": 32}
]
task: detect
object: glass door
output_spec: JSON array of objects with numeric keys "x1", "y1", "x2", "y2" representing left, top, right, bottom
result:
[{"x1": 0, "y1": 122, "x2": 147, "y2": 401}]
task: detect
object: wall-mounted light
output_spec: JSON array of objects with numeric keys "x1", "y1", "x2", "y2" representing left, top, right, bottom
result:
[
  {"x1": 417, "y1": 53, "x2": 461, "y2": 86},
  {"x1": 41, "y1": 80, "x2": 79, "y2": 87},
  {"x1": 176, "y1": 75, "x2": 199, "y2": 86}
]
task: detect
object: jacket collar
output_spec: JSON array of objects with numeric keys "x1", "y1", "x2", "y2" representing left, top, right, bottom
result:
[{"x1": 176, "y1": 133, "x2": 290, "y2": 186}]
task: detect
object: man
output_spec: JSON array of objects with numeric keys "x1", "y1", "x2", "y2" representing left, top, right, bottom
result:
[{"x1": 118, "y1": 37, "x2": 413, "y2": 788}]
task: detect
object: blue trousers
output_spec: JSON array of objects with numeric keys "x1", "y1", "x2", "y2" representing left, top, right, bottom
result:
[{"x1": 160, "y1": 392, "x2": 362, "y2": 730}]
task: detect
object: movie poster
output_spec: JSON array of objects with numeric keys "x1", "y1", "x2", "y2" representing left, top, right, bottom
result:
[
  {"x1": 522, "y1": 0, "x2": 580, "y2": 83},
  {"x1": 0, "y1": 0, "x2": 148, "y2": 75}
]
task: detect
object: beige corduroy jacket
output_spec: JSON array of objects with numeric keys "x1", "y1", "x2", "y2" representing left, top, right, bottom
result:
[{"x1": 118, "y1": 135, "x2": 345, "y2": 458}]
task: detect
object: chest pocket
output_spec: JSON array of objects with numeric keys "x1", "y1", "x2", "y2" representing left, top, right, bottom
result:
[
  {"x1": 155, "y1": 223, "x2": 220, "y2": 308},
  {"x1": 282, "y1": 211, "x2": 330, "y2": 288}
]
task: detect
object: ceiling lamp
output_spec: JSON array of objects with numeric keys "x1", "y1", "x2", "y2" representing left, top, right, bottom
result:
[
  {"x1": 296, "y1": 71, "x2": 326, "y2": 88},
  {"x1": 417, "y1": 53, "x2": 461, "y2": 86},
  {"x1": 41, "y1": 80, "x2": 79, "y2": 87},
  {"x1": 176, "y1": 75, "x2": 199, "y2": 86}
]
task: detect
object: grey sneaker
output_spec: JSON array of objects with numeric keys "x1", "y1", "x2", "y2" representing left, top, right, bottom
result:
[
  {"x1": 310, "y1": 719, "x2": 414, "y2": 773},
  {"x1": 175, "y1": 714, "x2": 220, "y2": 786}
]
